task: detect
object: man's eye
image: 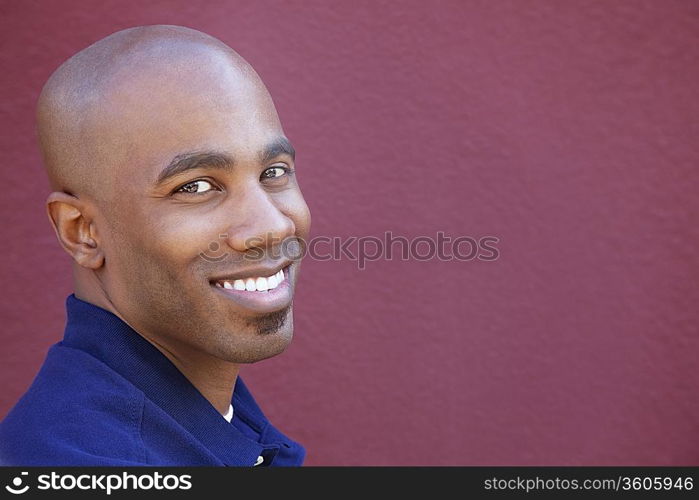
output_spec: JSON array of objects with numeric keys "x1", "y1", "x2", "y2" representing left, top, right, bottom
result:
[
  {"x1": 261, "y1": 166, "x2": 289, "y2": 180},
  {"x1": 175, "y1": 180, "x2": 216, "y2": 194}
]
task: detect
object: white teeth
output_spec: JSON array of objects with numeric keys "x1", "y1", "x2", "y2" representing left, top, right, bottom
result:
[
  {"x1": 256, "y1": 277, "x2": 269, "y2": 291},
  {"x1": 218, "y1": 267, "x2": 287, "y2": 292}
]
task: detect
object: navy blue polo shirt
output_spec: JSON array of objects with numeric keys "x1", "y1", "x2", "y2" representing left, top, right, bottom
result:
[{"x1": 0, "y1": 295, "x2": 305, "y2": 466}]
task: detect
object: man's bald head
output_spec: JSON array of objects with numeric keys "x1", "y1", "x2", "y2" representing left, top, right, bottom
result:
[{"x1": 37, "y1": 25, "x2": 271, "y2": 199}]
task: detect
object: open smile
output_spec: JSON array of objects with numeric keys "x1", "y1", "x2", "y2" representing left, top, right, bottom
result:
[{"x1": 210, "y1": 265, "x2": 293, "y2": 313}]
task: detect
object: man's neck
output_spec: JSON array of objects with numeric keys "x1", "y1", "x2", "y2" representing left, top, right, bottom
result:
[{"x1": 141, "y1": 335, "x2": 240, "y2": 416}]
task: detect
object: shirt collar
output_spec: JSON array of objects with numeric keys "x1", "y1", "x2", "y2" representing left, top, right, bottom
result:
[{"x1": 60, "y1": 294, "x2": 266, "y2": 466}]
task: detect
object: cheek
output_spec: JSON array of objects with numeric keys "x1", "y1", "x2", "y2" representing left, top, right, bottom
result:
[
  {"x1": 151, "y1": 212, "x2": 218, "y2": 259},
  {"x1": 111, "y1": 203, "x2": 222, "y2": 275}
]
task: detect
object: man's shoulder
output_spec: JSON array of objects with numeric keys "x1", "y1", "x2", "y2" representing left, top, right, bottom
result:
[{"x1": 0, "y1": 343, "x2": 147, "y2": 465}]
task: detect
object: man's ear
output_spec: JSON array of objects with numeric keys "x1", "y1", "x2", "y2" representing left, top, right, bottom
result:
[{"x1": 46, "y1": 192, "x2": 105, "y2": 269}]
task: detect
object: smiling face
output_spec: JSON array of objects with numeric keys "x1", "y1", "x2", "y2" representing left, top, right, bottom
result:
[
  {"x1": 110, "y1": 59, "x2": 310, "y2": 363},
  {"x1": 40, "y1": 29, "x2": 311, "y2": 364}
]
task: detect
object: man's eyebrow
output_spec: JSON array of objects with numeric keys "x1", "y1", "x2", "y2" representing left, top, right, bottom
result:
[
  {"x1": 261, "y1": 137, "x2": 295, "y2": 164},
  {"x1": 156, "y1": 138, "x2": 295, "y2": 185},
  {"x1": 156, "y1": 151, "x2": 234, "y2": 185}
]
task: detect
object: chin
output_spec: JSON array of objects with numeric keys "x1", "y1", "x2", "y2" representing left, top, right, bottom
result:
[
  {"x1": 207, "y1": 307, "x2": 294, "y2": 363},
  {"x1": 213, "y1": 325, "x2": 294, "y2": 364},
  {"x1": 228, "y1": 339, "x2": 292, "y2": 364}
]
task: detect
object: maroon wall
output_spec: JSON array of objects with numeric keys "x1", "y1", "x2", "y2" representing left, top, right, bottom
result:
[{"x1": 1, "y1": 1, "x2": 697, "y2": 465}]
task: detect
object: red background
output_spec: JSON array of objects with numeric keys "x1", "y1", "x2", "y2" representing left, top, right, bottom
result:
[{"x1": 1, "y1": 1, "x2": 698, "y2": 465}]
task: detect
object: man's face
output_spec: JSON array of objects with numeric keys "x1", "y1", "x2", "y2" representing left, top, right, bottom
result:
[{"x1": 91, "y1": 53, "x2": 311, "y2": 363}]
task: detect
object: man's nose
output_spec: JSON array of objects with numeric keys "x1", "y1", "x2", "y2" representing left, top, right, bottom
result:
[{"x1": 224, "y1": 188, "x2": 296, "y2": 253}]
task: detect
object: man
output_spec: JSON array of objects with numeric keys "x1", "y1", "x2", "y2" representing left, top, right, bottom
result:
[{"x1": 0, "y1": 25, "x2": 311, "y2": 466}]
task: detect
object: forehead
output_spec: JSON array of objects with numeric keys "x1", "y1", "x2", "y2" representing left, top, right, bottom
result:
[{"x1": 93, "y1": 51, "x2": 283, "y2": 181}]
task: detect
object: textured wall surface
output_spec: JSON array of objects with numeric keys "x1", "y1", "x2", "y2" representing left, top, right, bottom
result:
[{"x1": 1, "y1": 0, "x2": 697, "y2": 465}]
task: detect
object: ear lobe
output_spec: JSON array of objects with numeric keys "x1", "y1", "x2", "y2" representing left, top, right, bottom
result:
[{"x1": 46, "y1": 192, "x2": 105, "y2": 269}]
